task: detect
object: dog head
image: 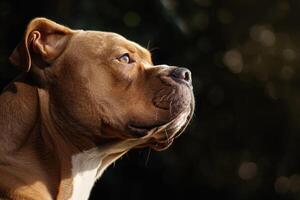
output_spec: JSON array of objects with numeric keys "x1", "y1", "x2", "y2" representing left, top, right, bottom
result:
[{"x1": 10, "y1": 18, "x2": 194, "y2": 151}]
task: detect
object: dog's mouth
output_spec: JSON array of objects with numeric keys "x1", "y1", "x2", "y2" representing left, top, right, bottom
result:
[
  {"x1": 127, "y1": 122, "x2": 179, "y2": 150},
  {"x1": 127, "y1": 122, "x2": 165, "y2": 137},
  {"x1": 152, "y1": 103, "x2": 194, "y2": 150},
  {"x1": 152, "y1": 78, "x2": 192, "y2": 117},
  {"x1": 124, "y1": 77, "x2": 195, "y2": 150},
  {"x1": 119, "y1": 70, "x2": 195, "y2": 150},
  {"x1": 128, "y1": 100, "x2": 194, "y2": 151}
]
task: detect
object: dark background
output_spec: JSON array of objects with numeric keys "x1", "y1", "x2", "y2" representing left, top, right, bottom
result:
[{"x1": 1, "y1": 0, "x2": 300, "y2": 199}]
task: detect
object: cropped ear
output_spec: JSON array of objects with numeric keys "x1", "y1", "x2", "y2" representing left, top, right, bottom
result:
[{"x1": 9, "y1": 18, "x2": 73, "y2": 72}]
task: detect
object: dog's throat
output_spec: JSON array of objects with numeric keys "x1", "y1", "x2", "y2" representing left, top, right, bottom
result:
[
  {"x1": 69, "y1": 148, "x2": 126, "y2": 200},
  {"x1": 68, "y1": 139, "x2": 146, "y2": 200}
]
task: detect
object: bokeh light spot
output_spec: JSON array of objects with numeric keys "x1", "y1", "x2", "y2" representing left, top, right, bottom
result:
[
  {"x1": 250, "y1": 25, "x2": 276, "y2": 47},
  {"x1": 289, "y1": 174, "x2": 300, "y2": 193},
  {"x1": 260, "y1": 29, "x2": 276, "y2": 46},
  {"x1": 282, "y1": 48, "x2": 296, "y2": 61},
  {"x1": 218, "y1": 9, "x2": 233, "y2": 24},
  {"x1": 238, "y1": 162, "x2": 257, "y2": 180},
  {"x1": 275, "y1": 176, "x2": 290, "y2": 194},
  {"x1": 223, "y1": 49, "x2": 243, "y2": 73},
  {"x1": 192, "y1": 12, "x2": 209, "y2": 31},
  {"x1": 278, "y1": 0, "x2": 290, "y2": 11},
  {"x1": 123, "y1": 11, "x2": 141, "y2": 27},
  {"x1": 280, "y1": 65, "x2": 294, "y2": 80}
]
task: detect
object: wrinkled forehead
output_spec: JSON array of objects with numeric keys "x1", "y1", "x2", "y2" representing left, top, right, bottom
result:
[{"x1": 79, "y1": 30, "x2": 152, "y2": 63}]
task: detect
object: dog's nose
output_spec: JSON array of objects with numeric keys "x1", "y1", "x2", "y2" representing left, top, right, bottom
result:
[{"x1": 170, "y1": 67, "x2": 192, "y2": 85}]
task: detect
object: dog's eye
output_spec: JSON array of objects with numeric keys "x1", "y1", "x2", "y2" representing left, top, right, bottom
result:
[{"x1": 118, "y1": 53, "x2": 134, "y2": 64}]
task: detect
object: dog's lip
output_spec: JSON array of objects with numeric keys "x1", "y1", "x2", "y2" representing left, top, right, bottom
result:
[
  {"x1": 127, "y1": 121, "x2": 167, "y2": 137},
  {"x1": 127, "y1": 123, "x2": 152, "y2": 137}
]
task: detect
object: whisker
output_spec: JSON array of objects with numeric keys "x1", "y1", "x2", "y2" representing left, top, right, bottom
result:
[
  {"x1": 164, "y1": 129, "x2": 170, "y2": 144},
  {"x1": 161, "y1": 94, "x2": 168, "y2": 102},
  {"x1": 147, "y1": 40, "x2": 151, "y2": 50},
  {"x1": 149, "y1": 47, "x2": 160, "y2": 53},
  {"x1": 145, "y1": 148, "x2": 152, "y2": 166},
  {"x1": 169, "y1": 100, "x2": 173, "y2": 117}
]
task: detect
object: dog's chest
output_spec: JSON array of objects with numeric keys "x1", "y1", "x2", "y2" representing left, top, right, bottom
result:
[
  {"x1": 69, "y1": 148, "x2": 103, "y2": 200},
  {"x1": 68, "y1": 140, "x2": 144, "y2": 200},
  {"x1": 68, "y1": 148, "x2": 126, "y2": 200}
]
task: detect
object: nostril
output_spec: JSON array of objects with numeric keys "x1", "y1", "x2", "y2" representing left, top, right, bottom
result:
[
  {"x1": 183, "y1": 71, "x2": 190, "y2": 82},
  {"x1": 170, "y1": 68, "x2": 192, "y2": 84}
]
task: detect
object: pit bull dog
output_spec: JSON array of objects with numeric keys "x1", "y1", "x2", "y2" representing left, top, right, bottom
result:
[{"x1": 0, "y1": 18, "x2": 194, "y2": 200}]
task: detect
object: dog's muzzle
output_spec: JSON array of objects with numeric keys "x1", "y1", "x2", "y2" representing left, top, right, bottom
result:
[{"x1": 127, "y1": 67, "x2": 194, "y2": 150}]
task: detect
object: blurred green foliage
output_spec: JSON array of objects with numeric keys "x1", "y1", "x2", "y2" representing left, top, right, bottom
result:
[{"x1": 1, "y1": 0, "x2": 300, "y2": 199}]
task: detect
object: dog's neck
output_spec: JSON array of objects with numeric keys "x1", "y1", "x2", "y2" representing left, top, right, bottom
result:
[
  {"x1": 69, "y1": 140, "x2": 144, "y2": 200},
  {"x1": 37, "y1": 85, "x2": 146, "y2": 200},
  {"x1": 0, "y1": 78, "x2": 146, "y2": 200},
  {"x1": 69, "y1": 147, "x2": 122, "y2": 200}
]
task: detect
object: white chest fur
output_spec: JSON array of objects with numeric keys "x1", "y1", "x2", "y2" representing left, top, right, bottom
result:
[
  {"x1": 68, "y1": 139, "x2": 145, "y2": 200},
  {"x1": 69, "y1": 148, "x2": 104, "y2": 200}
]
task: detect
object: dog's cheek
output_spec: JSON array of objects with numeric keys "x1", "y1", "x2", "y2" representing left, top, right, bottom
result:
[{"x1": 49, "y1": 77, "x2": 104, "y2": 133}]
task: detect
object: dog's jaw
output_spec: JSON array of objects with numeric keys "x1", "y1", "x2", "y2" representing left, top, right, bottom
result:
[{"x1": 149, "y1": 104, "x2": 194, "y2": 150}]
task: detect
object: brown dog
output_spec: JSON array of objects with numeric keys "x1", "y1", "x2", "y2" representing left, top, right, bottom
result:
[{"x1": 0, "y1": 18, "x2": 194, "y2": 200}]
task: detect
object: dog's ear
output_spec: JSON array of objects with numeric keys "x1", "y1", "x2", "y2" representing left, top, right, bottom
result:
[{"x1": 9, "y1": 18, "x2": 73, "y2": 72}]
